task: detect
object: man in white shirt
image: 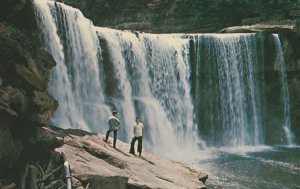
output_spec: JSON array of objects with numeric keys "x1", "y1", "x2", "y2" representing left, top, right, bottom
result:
[
  {"x1": 129, "y1": 117, "x2": 144, "y2": 156},
  {"x1": 104, "y1": 110, "x2": 120, "y2": 148}
]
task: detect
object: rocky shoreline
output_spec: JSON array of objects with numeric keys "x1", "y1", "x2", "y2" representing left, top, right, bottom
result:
[
  {"x1": 0, "y1": 125, "x2": 208, "y2": 189},
  {"x1": 52, "y1": 127, "x2": 208, "y2": 189}
]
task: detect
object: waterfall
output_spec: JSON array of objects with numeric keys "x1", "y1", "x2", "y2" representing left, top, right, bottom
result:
[
  {"x1": 273, "y1": 34, "x2": 295, "y2": 146},
  {"x1": 190, "y1": 34, "x2": 264, "y2": 147},
  {"x1": 34, "y1": 0, "x2": 296, "y2": 160},
  {"x1": 33, "y1": 0, "x2": 202, "y2": 160},
  {"x1": 34, "y1": 0, "x2": 111, "y2": 131},
  {"x1": 96, "y1": 28, "x2": 204, "y2": 157}
]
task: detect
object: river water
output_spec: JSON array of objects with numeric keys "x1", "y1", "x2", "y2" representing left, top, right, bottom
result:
[{"x1": 198, "y1": 146, "x2": 300, "y2": 189}]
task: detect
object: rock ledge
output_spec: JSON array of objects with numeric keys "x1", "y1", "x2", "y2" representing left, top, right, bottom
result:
[{"x1": 54, "y1": 129, "x2": 208, "y2": 189}]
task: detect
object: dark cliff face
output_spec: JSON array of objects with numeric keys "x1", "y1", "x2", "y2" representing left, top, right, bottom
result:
[
  {"x1": 0, "y1": 0, "x2": 60, "y2": 186},
  {"x1": 64, "y1": 0, "x2": 300, "y2": 33}
]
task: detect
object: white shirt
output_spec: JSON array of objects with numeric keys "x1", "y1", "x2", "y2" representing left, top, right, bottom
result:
[
  {"x1": 133, "y1": 122, "x2": 144, "y2": 137},
  {"x1": 108, "y1": 115, "x2": 120, "y2": 130}
]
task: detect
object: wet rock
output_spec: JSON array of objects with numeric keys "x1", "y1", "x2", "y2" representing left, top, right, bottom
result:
[{"x1": 198, "y1": 173, "x2": 208, "y2": 184}]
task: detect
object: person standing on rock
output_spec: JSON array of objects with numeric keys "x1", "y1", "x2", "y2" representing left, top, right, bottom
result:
[
  {"x1": 104, "y1": 110, "x2": 120, "y2": 148},
  {"x1": 129, "y1": 117, "x2": 144, "y2": 156}
]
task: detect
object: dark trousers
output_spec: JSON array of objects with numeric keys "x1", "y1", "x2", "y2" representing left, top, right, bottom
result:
[
  {"x1": 105, "y1": 129, "x2": 117, "y2": 147},
  {"x1": 129, "y1": 136, "x2": 143, "y2": 155}
]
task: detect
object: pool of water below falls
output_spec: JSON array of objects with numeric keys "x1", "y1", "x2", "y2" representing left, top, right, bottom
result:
[{"x1": 197, "y1": 146, "x2": 300, "y2": 189}]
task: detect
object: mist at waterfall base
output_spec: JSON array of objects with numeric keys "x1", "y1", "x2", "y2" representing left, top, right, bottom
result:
[{"x1": 34, "y1": 1, "x2": 300, "y2": 188}]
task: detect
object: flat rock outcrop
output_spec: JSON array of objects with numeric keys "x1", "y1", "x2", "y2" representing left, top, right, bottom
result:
[{"x1": 55, "y1": 129, "x2": 208, "y2": 189}]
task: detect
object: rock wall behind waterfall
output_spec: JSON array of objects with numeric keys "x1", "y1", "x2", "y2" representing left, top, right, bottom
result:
[{"x1": 63, "y1": 0, "x2": 300, "y2": 33}]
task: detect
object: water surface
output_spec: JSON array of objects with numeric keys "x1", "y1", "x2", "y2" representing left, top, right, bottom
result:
[{"x1": 199, "y1": 146, "x2": 300, "y2": 189}]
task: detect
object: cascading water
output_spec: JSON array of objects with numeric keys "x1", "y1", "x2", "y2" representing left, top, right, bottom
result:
[
  {"x1": 32, "y1": 1, "x2": 300, "y2": 188},
  {"x1": 34, "y1": 0, "x2": 111, "y2": 132},
  {"x1": 96, "y1": 28, "x2": 203, "y2": 157},
  {"x1": 272, "y1": 34, "x2": 295, "y2": 146},
  {"x1": 33, "y1": 0, "x2": 202, "y2": 160},
  {"x1": 190, "y1": 34, "x2": 264, "y2": 147},
  {"x1": 34, "y1": 0, "x2": 296, "y2": 162}
]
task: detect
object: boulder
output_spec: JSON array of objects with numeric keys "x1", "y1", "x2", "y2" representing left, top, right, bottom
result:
[{"x1": 198, "y1": 173, "x2": 208, "y2": 184}]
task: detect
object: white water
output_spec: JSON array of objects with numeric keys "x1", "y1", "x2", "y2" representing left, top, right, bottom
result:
[
  {"x1": 96, "y1": 28, "x2": 203, "y2": 159},
  {"x1": 273, "y1": 34, "x2": 295, "y2": 146},
  {"x1": 34, "y1": 1, "x2": 202, "y2": 161},
  {"x1": 34, "y1": 0, "x2": 296, "y2": 161},
  {"x1": 34, "y1": 0, "x2": 111, "y2": 132},
  {"x1": 192, "y1": 34, "x2": 264, "y2": 147},
  {"x1": 28, "y1": 3, "x2": 300, "y2": 189}
]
